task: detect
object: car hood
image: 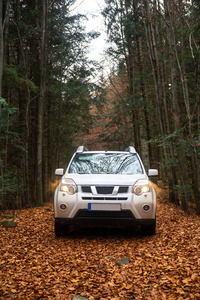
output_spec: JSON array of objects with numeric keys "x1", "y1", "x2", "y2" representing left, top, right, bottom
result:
[{"x1": 63, "y1": 173, "x2": 148, "y2": 186}]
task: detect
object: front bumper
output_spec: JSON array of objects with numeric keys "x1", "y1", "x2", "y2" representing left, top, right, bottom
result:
[
  {"x1": 54, "y1": 191, "x2": 156, "y2": 218},
  {"x1": 55, "y1": 209, "x2": 156, "y2": 228},
  {"x1": 54, "y1": 183, "x2": 157, "y2": 229}
]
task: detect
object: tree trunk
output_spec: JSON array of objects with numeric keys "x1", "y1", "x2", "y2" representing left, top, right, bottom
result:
[
  {"x1": 136, "y1": 35, "x2": 156, "y2": 168},
  {"x1": 36, "y1": 0, "x2": 47, "y2": 206},
  {"x1": 143, "y1": 0, "x2": 180, "y2": 204},
  {"x1": 0, "y1": 0, "x2": 3, "y2": 98}
]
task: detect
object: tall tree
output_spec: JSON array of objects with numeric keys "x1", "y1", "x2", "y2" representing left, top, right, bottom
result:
[
  {"x1": 1, "y1": 0, "x2": 98, "y2": 208},
  {"x1": 36, "y1": 0, "x2": 47, "y2": 206},
  {"x1": 103, "y1": 0, "x2": 200, "y2": 212},
  {"x1": 0, "y1": 0, "x2": 3, "y2": 98}
]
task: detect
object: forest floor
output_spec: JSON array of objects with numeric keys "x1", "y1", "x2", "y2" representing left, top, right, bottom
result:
[{"x1": 0, "y1": 188, "x2": 200, "y2": 300}]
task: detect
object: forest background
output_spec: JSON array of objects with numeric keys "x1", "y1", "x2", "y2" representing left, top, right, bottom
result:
[{"x1": 0, "y1": 0, "x2": 199, "y2": 214}]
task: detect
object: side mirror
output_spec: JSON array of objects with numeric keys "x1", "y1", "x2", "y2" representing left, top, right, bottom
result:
[
  {"x1": 55, "y1": 168, "x2": 64, "y2": 176},
  {"x1": 148, "y1": 169, "x2": 158, "y2": 177}
]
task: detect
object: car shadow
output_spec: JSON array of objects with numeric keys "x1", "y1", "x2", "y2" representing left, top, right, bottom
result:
[{"x1": 65, "y1": 226, "x2": 145, "y2": 239}]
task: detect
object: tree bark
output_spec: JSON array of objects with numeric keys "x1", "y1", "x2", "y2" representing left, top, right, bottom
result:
[
  {"x1": 136, "y1": 35, "x2": 156, "y2": 168},
  {"x1": 0, "y1": 0, "x2": 3, "y2": 98},
  {"x1": 143, "y1": 0, "x2": 180, "y2": 204},
  {"x1": 36, "y1": 0, "x2": 47, "y2": 206}
]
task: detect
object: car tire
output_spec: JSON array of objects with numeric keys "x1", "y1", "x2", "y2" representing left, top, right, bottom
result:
[
  {"x1": 55, "y1": 219, "x2": 69, "y2": 237},
  {"x1": 141, "y1": 222, "x2": 156, "y2": 236}
]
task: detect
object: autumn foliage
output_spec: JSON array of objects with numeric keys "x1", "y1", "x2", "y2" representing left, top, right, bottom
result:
[{"x1": 0, "y1": 188, "x2": 200, "y2": 300}]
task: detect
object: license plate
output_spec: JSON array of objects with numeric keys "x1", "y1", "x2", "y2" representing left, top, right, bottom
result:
[{"x1": 88, "y1": 203, "x2": 121, "y2": 211}]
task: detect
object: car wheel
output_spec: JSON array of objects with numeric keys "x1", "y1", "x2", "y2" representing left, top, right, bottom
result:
[
  {"x1": 55, "y1": 219, "x2": 69, "y2": 237},
  {"x1": 141, "y1": 222, "x2": 156, "y2": 236}
]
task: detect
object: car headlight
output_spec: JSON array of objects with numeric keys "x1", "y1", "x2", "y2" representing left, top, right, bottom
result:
[
  {"x1": 60, "y1": 178, "x2": 77, "y2": 195},
  {"x1": 133, "y1": 180, "x2": 151, "y2": 196}
]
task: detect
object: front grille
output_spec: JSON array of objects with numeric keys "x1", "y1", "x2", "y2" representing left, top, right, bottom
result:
[
  {"x1": 96, "y1": 186, "x2": 114, "y2": 194},
  {"x1": 82, "y1": 197, "x2": 128, "y2": 201},
  {"x1": 81, "y1": 186, "x2": 129, "y2": 194},
  {"x1": 118, "y1": 186, "x2": 128, "y2": 193},
  {"x1": 82, "y1": 186, "x2": 92, "y2": 193},
  {"x1": 75, "y1": 210, "x2": 134, "y2": 219}
]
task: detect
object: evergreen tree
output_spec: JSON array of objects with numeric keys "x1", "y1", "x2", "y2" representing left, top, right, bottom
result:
[{"x1": 1, "y1": 0, "x2": 98, "y2": 208}]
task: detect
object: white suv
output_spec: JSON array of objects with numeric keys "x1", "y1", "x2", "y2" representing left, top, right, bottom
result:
[{"x1": 54, "y1": 146, "x2": 158, "y2": 236}]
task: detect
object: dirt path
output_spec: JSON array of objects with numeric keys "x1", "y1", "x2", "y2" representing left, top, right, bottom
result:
[{"x1": 0, "y1": 198, "x2": 200, "y2": 300}]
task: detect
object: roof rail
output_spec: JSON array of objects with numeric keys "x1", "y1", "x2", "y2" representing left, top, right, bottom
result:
[
  {"x1": 125, "y1": 146, "x2": 136, "y2": 154},
  {"x1": 76, "y1": 146, "x2": 89, "y2": 153}
]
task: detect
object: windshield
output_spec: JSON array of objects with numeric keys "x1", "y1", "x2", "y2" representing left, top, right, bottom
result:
[{"x1": 69, "y1": 153, "x2": 143, "y2": 174}]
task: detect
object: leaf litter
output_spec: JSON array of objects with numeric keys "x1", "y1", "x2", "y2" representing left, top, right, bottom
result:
[{"x1": 0, "y1": 196, "x2": 200, "y2": 300}]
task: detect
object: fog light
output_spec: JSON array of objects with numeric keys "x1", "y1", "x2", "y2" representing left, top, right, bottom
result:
[
  {"x1": 143, "y1": 204, "x2": 150, "y2": 212},
  {"x1": 60, "y1": 203, "x2": 67, "y2": 211}
]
